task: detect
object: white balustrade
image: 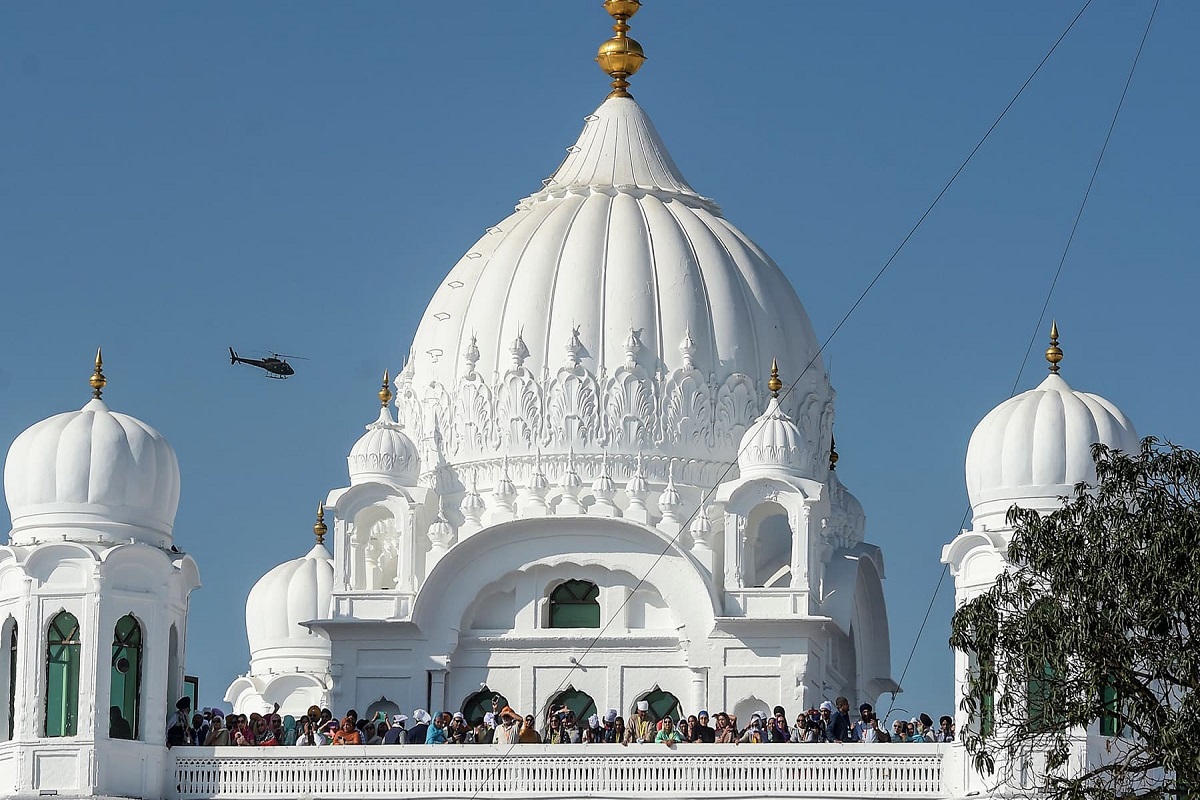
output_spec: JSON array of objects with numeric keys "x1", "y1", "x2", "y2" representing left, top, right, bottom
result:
[{"x1": 170, "y1": 743, "x2": 946, "y2": 799}]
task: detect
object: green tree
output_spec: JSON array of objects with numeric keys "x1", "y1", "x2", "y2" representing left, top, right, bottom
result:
[{"x1": 950, "y1": 439, "x2": 1200, "y2": 800}]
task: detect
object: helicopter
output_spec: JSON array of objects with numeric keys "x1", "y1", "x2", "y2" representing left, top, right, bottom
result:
[{"x1": 229, "y1": 347, "x2": 305, "y2": 379}]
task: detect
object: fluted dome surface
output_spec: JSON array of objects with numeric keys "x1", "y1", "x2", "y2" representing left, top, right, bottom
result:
[
  {"x1": 246, "y1": 543, "x2": 333, "y2": 673},
  {"x1": 966, "y1": 373, "x2": 1139, "y2": 527},
  {"x1": 738, "y1": 397, "x2": 807, "y2": 478},
  {"x1": 347, "y1": 407, "x2": 418, "y2": 487},
  {"x1": 4, "y1": 398, "x2": 180, "y2": 543},
  {"x1": 401, "y1": 95, "x2": 832, "y2": 475}
]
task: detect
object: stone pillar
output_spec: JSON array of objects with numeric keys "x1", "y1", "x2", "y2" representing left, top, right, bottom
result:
[
  {"x1": 429, "y1": 668, "x2": 448, "y2": 715},
  {"x1": 690, "y1": 667, "x2": 709, "y2": 715}
]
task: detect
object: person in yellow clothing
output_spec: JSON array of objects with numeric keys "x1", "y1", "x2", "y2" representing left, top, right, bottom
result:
[{"x1": 626, "y1": 700, "x2": 655, "y2": 743}]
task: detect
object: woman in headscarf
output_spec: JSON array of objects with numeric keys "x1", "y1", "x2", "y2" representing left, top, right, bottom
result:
[
  {"x1": 281, "y1": 715, "x2": 298, "y2": 746},
  {"x1": 204, "y1": 715, "x2": 230, "y2": 746}
]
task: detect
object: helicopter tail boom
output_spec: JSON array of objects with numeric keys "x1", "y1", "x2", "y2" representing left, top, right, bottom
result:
[{"x1": 229, "y1": 346, "x2": 238, "y2": 365}]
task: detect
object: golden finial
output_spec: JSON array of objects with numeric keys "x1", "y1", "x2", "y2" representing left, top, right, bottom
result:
[
  {"x1": 1045, "y1": 320, "x2": 1063, "y2": 374},
  {"x1": 597, "y1": 0, "x2": 646, "y2": 98},
  {"x1": 379, "y1": 369, "x2": 393, "y2": 408},
  {"x1": 313, "y1": 503, "x2": 328, "y2": 546},
  {"x1": 830, "y1": 435, "x2": 839, "y2": 470},
  {"x1": 767, "y1": 358, "x2": 783, "y2": 398},
  {"x1": 89, "y1": 347, "x2": 107, "y2": 400}
]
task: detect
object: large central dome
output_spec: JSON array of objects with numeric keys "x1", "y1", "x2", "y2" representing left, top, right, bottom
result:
[{"x1": 398, "y1": 95, "x2": 832, "y2": 488}]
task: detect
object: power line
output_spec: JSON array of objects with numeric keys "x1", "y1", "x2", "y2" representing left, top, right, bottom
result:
[
  {"x1": 883, "y1": 0, "x2": 1160, "y2": 723},
  {"x1": 469, "y1": 0, "x2": 1100, "y2": 788}
]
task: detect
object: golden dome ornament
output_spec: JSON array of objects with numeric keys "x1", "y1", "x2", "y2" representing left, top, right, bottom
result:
[
  {"x1": 767, "y1": 358, "x2": 783, "y2": 398},
  {"x1": 597, "y1": 0, "x2": 646, "y2": 98},
  {"x1": 1046, "y1": 320, "x2": 1063, "y2": 374},
  {"x1": 379, "y1": 369, "x2": 393, "y2": 408},
  {"x1": 313, "y1": 502, "x2": 328, "y2": 546},
  {"x1": 90, "y1": 347, "x2": 107, "y2": 400}
]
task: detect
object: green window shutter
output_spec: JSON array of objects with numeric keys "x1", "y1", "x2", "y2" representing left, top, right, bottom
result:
[
  {"x1": 109, "y1": 615, "x2": 143, "y2": 740},
  {"x1": 45, "y1": 612, "x2": 80, "y2": 738},
  {"x1": 548, "y1": 580, "x2": 601, "y2": 629}
]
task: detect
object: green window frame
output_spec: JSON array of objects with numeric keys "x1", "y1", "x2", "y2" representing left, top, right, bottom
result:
[
  {"x1": 1028, "y1": 659, "x2": 1058, "y2": 733},
  {"x1": 110, "y1": 614, "x2": 142, "y2": 740},
  {"x1": 6, "y1": 621, "x2": 16, "y2": 740},
  {"x1": 548, "y1": 580, "x2": 600, "y2": 629},
  {"x1": 551, "y1": 688, "x2": 596, "y2": 723},
  {"x1": 45, "y1": 611, "x2": 80, "y2": 737},
  {"x1": 635, "y1": 688, "x2": 682, "y2": 723},
  {"x1": 1099, "y1": 678, "x2": 1122, "y2": 737},
  {"x1": 461, "y1": 688, "x2": 509, "y2": 726}
]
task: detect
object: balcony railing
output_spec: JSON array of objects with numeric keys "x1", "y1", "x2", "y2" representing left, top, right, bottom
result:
[{"x1": 170, "y1": 743, "x2": 947, "y2": 799}]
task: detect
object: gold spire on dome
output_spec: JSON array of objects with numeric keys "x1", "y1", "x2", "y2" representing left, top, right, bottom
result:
[
  {"x1": 767, "y1": 358, "x2": 783, "y2": 398},
  {"x1": 89, "y1": 347, "x2": 107, "y2": 400},
  {"x1": 313, "y1": 503, "x2": 328, "y2": 546},
  {"x1": 1046, "y1": 320, "x2": 1063, "y2": 374},
  {"x1": 597, "y1": 0, "x2": 646, "y2": 98},
  {"x1": 379, "y1": 369, "x2": 393, "y2": 408}
]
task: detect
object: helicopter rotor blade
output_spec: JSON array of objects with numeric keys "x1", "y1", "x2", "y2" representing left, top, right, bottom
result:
[{"x1": 271, "y1": 353, "x2": 309, "y2": 360}]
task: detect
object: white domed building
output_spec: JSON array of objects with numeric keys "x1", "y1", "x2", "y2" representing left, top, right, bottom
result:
[
  {"x1": 228, "y1": 5, "x2": 894, "y2": 720},
  {"x1": 0, "y1": 354, "x2": 200, "y2": 799},
  {"x1": 942, "y1": 328, "x2": 1141, "y2": 798}
]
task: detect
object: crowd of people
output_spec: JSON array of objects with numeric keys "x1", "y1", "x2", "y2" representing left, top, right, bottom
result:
[{"x1": 167, "y1": 695, "x2": 955, "y2": 747}]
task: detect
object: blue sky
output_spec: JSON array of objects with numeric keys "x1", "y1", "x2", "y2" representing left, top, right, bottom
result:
[{"x1": 2, "y1": 0, "x2": 1195, "y2": 721}]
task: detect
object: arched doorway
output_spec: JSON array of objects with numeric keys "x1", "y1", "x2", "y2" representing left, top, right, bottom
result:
[
  {"x1": 632, "y1": 687, "x2": 682, "y2": 722},
  {"x1": 548, "y1": 687, "x2": 596, "y2": 723},
  {"x1": 461, "y1": 687, "x2": 509, "y2": 725}
]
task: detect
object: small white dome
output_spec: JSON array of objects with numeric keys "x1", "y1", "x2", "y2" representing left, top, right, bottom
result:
[
  {"x1": 738, "y1": 397, "x2": 808, "y2": 479},
  {"x1": 245, "y1": 542, "x2": 333, "y2": 676},
  {"x1": 3, "y1": 397, "x2": 180, "y2": 546},
  {"x1": 966, "y1": 372, "x2": 1138, "y2": 528},
  {"x1": 347, "y1": 406, "x2": 419, "y2": 486}
]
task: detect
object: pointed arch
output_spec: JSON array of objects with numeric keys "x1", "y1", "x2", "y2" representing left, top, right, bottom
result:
[
  {"x1": 109, "y1": 614, "x2": 142, "y2": 740},
  {"x1": 461, "y1": 686, "x2": 509, "y2": 725},
  {"x1": 1, "y1": 617, "x2": 16, "y2": 740},
  {"x1": 548, "y1": 687, "x2": 596, "y2": 724},
  {"x1": 45, "y1": 611, "x2": 80, "y2": 737},
  {"x1": 633, "y1": 686, "x2": 682, "y2": 723},
  {"x1": 548, "y1": 579, "x2": 600, "y2": 628}
]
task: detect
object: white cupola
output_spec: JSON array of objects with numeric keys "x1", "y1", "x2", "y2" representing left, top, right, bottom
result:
[
  {"x1": 244, "y1": 506, "x2": 334, "y2": 677},
  {"x1": 737, "y1": 361, "x2": 810, "y2": 479},
  {"x1": 347, "y1": 371, "x2": 419, "y2": 487},
  {"x1": 3, "y1": 350, "x2": 181, "y2": 548},
  {"x1": 965, "y1": 324, "x2": 1139, "y2": 529}
]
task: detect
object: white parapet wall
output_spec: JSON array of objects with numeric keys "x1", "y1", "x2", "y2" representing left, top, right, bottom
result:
[{"x1": 169, "y1": 743, "x2": 947, "y2": 800}]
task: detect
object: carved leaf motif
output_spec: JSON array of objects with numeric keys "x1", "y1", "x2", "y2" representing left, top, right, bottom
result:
[
  {"x1": 496, "y1": 370, "x2": 542, "y2": 451},
  {"x1": 546, "y1": 367, "x2": 600, "y2": 449},
  {"x1": 604, "y1": 368, "x2": 656, "y2": 449},
  {"x1": 454, "y1": 377, "x2": 494, "y2": 455},
  {"x1": 660, "y1": 369, "x2": 714, "y2": 448},
  {"x1": 714, "y1": 374, "x2": 759, "y2": 451},
  {"x1": 397, "y1": 386, "x2": 424, "y2": 445}
]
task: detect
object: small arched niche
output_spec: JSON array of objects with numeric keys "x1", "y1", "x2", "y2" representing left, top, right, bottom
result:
[{"x1": 745, "y1": 501, "x2": 793, "y2": 588}]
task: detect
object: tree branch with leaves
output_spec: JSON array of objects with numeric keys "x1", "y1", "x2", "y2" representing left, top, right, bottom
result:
[{"x1": 950, "y1": 439, "x2": 1200, "y2": 800}]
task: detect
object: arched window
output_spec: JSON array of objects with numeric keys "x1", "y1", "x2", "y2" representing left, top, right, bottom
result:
[
  {"x1": 109, "y1": 615, "x2": 142, "y2": 740},
  {"x1": 633, "y1": 688, "x2": 682, "y2": 723},
  {"x1": 549, "y1": 688, "x2": 596, "y2": 723},
  {"x1": 746, "y1": 503, "x2": 792, "y2": 588},
  {"x1": 365, "y1": 696, "x2": 400, "y2": 723},
  {"x1": 45, "y1": 611, "x2": 80, "y2": 737},
  {"x1": 461, "y1": 687, "x2": 509, "y2": 725},
  {"x1": 3, "y1": 620, "x2": 16, "y2": 740},
  {"x1": 548, "y1": 580, "x2": 600, "y2": 628}
]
